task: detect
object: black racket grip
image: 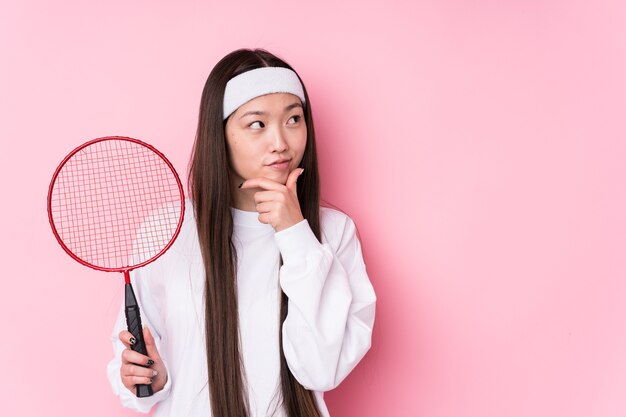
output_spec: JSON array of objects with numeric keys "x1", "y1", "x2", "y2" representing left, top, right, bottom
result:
[{"x1": 124, "y1": 283, "x2": 154, "y2": 398}]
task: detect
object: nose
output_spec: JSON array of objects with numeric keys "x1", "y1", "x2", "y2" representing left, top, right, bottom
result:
[{"x1": 270, "y1": 126, "x2": 288, "y2": 152}]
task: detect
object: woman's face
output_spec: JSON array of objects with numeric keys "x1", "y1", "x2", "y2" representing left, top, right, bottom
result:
[{"x1": 225, "y1": 92, "x2": 307, "y2": 187}]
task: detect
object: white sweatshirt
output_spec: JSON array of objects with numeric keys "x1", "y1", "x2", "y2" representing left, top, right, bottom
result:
[{"x1": 107, "y1": 200, "x2": 377, "y2": 416}]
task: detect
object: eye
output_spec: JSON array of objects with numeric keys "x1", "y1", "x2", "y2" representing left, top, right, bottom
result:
[
  {"x1": 287, "y1": 115, "x2": 301, "y2": 125},
  {"x1": 249, "y1": 121, "x2": 265, "y2": 129}
]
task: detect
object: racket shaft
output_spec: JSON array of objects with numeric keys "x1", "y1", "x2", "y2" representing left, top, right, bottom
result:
[{"x1": 124, "y1": 283, "x2": 154, "y2": 398}]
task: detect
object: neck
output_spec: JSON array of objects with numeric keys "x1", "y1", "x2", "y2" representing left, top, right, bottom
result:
[
  {"x1": 230, "y1": 174, "x2": 256, "y2": 211},
  {"x1": 231, "y1": 188, "x2": 257, "y2": 211}
]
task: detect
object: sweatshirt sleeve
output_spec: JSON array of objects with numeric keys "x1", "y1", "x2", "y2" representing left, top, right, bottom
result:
[
  {"x1": 106, "y1": 266, "x2": 172, "y2": 413},
  {"x1": 273, "y1": 215, "x2": 376, "y2": 391}
]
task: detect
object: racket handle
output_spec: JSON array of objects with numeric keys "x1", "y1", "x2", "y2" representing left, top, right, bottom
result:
[{"x1": 124, "y1": 283, "x2": 154, "y2": 398}]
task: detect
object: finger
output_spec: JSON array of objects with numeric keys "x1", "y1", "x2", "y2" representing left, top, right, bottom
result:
[
  {"x1": 122, "y1": 362, "x2": 159, "y2": 378},
  {"x1": 285, "y1": 168, "x2": 304, "y2": 194},
  {"x1": 118, "y1": 330, "x2": 136, "y2": 349},
  {"x1": 240, "y1": 177, "x2": 285, "y2": 192},
  {"x1": 253, "y1": 190, "x2": 283, "y2": 204},
  {"x1": 257, "y1": 212, "x2": 271, "y2": 225},
  {"x1": 122, "y1": 348, "x2": 155, "y2": 367},
  {"x1": 122, "y1": 375, "x2": 154, "y2": 386},
  {"x1": 143, "y1": 327, "x2": 162, "y2": 362},
  {"x1": 255, "y1": 201, "x2": 276, "y2": 214}
]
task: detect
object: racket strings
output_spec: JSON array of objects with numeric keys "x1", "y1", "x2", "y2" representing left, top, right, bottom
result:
[{"x1": 49, "y1": 139, "x2": 183, "y2": 269}]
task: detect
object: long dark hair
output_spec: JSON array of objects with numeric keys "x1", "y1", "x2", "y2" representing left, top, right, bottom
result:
[{"x1": 188, "y1": 48, "x2": 322, "y2": 417}]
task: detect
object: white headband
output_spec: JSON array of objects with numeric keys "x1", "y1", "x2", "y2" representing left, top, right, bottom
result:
[{"x1": 223, "y1": 67, "x2": 306, "y2": 120}]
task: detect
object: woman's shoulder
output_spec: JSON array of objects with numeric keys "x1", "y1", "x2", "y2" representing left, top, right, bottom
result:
[
  {"x1": 144, "y1": 199, "x2": 198, "y2": 267},
  {"x1": 170, "y1": 198, "x2": 201, "y2": 252},
  {"x1": 319, "y1": 205, "x2": 358, "y2": 246},
  {"x1": 320, "y1": 205, "x2": 353, "y2": 225}
]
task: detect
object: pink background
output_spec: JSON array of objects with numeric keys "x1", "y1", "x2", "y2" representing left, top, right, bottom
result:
[{"x1": 1, "y1": 0, "x2": 625, "y2": 416}]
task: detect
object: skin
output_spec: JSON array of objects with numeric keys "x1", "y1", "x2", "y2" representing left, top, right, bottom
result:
[
  {"x1": 118, "y1": 327, "x2": 167, "y2": 394},
  {"x1": 119, "y1": 92, "x2": 307, "y2": 393},
  {"x1": 226, "y1": 92, "x2": 307, "y2": 232}
]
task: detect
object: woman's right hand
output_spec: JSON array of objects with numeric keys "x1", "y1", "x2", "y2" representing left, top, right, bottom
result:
[{"x1": 118, "y1": 326, "x2": 168, "y2": 395}]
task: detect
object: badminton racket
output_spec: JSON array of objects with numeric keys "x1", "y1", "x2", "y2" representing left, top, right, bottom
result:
[{"x1": 47, "y1": 136, "x2": 185, "y2": 397}]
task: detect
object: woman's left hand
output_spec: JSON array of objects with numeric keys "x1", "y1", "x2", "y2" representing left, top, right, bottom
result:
[{"x1": 240, "y1": 168, "x2": 305, "y2": 232}]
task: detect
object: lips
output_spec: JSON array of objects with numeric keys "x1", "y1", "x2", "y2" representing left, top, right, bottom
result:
[{"x1": 268, "y1": 158, "x2": 291, "y2": 166}]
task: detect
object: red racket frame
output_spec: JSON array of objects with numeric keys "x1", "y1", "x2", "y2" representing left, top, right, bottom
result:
[{"x1": 47, "y1": 136, "x2": 185, "y2": 284}]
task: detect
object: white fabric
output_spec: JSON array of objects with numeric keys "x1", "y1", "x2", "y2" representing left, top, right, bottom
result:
[
  {"x1": 107, "y1": 199, "x2": 377, "y2": 416},
  {"x1": 223, "y1": 67, "x2": 306, "y2": 120}
]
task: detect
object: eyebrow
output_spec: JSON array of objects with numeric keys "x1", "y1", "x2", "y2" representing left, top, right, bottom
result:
[{"x1": 237, "y1": 102, "x2": 303, "y2": 120}]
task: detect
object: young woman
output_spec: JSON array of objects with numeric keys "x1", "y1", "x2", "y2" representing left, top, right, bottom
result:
[{"x1": 107, "y1": 48, "x2": 377, "y2": 417}]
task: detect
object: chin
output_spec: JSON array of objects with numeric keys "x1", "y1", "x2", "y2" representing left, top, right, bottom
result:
[
  {"x1": 261, "y1": 170, "x2": 289, "y2": 184},
  {"x1": 274, "y1": 174, "x2": 289, "y2": 185}
]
